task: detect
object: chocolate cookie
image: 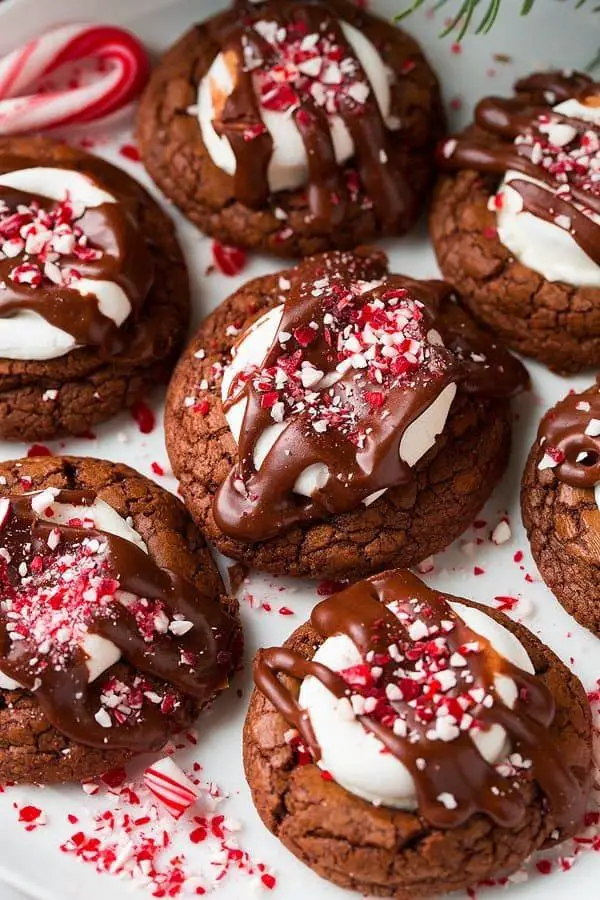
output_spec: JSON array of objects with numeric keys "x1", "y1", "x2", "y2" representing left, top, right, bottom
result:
[
  {"x1": 0, "y1": 136, "x2": 189, "y2": 441},
  {"x1": 430, "y1": 71, "x2": 600, "y2": 374},
  {"x1": 0, "y1": 455, "x2": 241, "y2": 784},
  {"x1": 244, "y1": 570, "x2": 592, "y2": 899},
  {"x1": 136, "y1": 0, "x2": 444, "y2": 257},
  {"x1": 165, "y1": 248, "x2": 528, "y2": 579},
  {"x1": 522, "y1": 381, "x2": 600, "y2": 635}
]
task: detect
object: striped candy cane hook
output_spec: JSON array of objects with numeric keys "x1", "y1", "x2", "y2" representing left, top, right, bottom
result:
[{"x1": 0, "y1": 23, "x2": 149, "y2": 135}]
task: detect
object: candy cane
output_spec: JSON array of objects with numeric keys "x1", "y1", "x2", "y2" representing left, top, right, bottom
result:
[
  {"x1": 0, "y1": 24, "x2": 149, "y2": 135},
  {"x1": 144, "y1": 757, "x2": 199, "y2": 820}
]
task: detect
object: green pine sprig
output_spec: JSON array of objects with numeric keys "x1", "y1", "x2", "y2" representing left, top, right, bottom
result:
[{"x1": 396, "y1": 0, "x2": 600, "y2": 60}]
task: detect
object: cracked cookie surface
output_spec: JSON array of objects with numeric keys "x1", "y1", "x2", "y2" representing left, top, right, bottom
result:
[
  {"x1": 136, "y1": 0, "x2": 444, "y2": 257},
  {"x1": 243, "y1": 596, "x2": 592, "y2": 899},
  {"x1": 0, "y1": 455, "x2": 237, "y2": 785},
  {"x1": 0, "y1": 137, "x2": 190, "y2": 442}
]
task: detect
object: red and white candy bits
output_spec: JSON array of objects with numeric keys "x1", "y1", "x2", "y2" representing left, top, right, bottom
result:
[
  {"x1": 143, "y1": 756, "x2": 200, "y2": 820},
  {"x1": 0, "y1": 24, "x2": 149, "y2": 135}
]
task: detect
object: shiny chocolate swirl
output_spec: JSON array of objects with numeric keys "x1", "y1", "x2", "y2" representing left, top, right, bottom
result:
[
  {"x1": 205, "y1": 0, "x2": 414, "y2": 228},
  {"x1": 254, "y1": 570, "x2": 587, "y2": 831},
  {"x1": 0, "y1": 489, "x2": 241, "y2": 752},
  {"x1": 536, "y1": 382, "x2": 600, "y2": 488},
  {"x1": 0, "y1": 156, "x2": 154, "y2": 360},
  {"x1": 439, "y1": 71, "x2": 600, "y2": 267},
  {"x1": 214, "y1": 255, "x2": 528, "y2": 543}
]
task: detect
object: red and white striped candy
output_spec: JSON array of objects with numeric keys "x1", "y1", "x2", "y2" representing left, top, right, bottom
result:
[
  {"x1": 143, "y1": 757, "x2": 199, "y2": 820},
  {"x1": 0, "y1": 23, "x2": 149, "y2": 135}
]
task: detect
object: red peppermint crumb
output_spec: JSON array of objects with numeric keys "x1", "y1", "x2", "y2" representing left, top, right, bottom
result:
[
  {"x1": 586, "y1": 684, "x2": 600, "y2": 704},
  {"x1": 494, "y1": 596, "x2": 518, "y2": 612},
  {"x1": 514, "y1": 550, "x2": 524, "y2": 563},
  {"x1": 261, "y1": 874, "x2": 277, "y2": 890},
  {"x1": 243, "y1": 122, "x2": 267, "y2": 141},
  {"x1": 27, "y1": 443, "x2": 51, "y2": 457},
  {"x1": 68, "y1": 814, "x2": 79, "y2": 824},
  {"x1": 278, "y1": 606, "x2": 294, "y2": 616},
  {"x1": 18, "y1": 805, "x2": 43, "y2": 823},
  {"x1": 194, "y1": 400, "x2": 210, "y2": 416},
  {"x1": 293, "y1": 325, "x2": 317, "y2": 347},
  {"x1": 211, "y1": 815, "x2": 225, "y2": 839},
  {"x1": 536, "y1": 859, "x2": 553, "y2": 875},
  {"x1": 260, "y1": 391, "x2": 279, "y2": 409},
  {"x1": 151, "y1": 462, "x2": 165, "y2": 476},
  {"x1": 262, "y1": 82, "x2": 298, "y2": 112},
  {"x1": 364, "y1": 390, "x2": 385, "y2": 409},
  {"x1": 130, "y1": 399, "x2": 155, "y2": 434},
  {"x1": 340, "y1": 664, "x2": 372, "y2": 687},
  {"x1": 119, "y1": 144, "x2": 141, "y2": 162},
  {"x1": 451, "y1": 42, "x2": 462, "y2": 54},
  {"x1": 101, "y1": 767, "x2": 128, "y2": 789},
  {"x1": 473, "y1": 566, "x2": 485, "y2": 576},
  {"x1": 545, "y1": 446, "x2": 566, "y2": 465},
  {"x1": 212, "y1": 241, "x2": 246, "y2": 277}
]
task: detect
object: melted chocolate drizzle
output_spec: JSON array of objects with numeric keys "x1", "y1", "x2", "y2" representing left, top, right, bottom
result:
[
  {"x1": 439, "y1": 71, "x2": 600, "y2": 265},
  {"x1": 0, "y1": 155, "x2": 154, "y2": 356},
  {"x1": 0, "y1": 490, "x2": 241, "y2": 752},
  {"x1": 537, "y1": 383, "x2": 600, "y2": 488},
  {"x1": 207, "y1": 0, "x2": 415, "y2": 228},
  {"x1": 254, "y1": 570, "x2": 587, "y2": 831},
  {"x1": 214, "y1": 257, "x2": 528, "y2": 543}
]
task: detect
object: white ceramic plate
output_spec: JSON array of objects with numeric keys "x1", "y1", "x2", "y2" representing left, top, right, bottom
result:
[{"x1": 0, "y1": 1, "x2": 598, "y2": 898}]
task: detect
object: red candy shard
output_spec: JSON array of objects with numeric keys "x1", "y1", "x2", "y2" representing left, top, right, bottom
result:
[
  {"x1": 494, "y1": 596, "x2": 519, "y2": 612},
  {"x1": 130, "y1": 399, "x2": 155, "y2": 434},
  {"x1": 212, "y1": 241, "x2": 246, "y2": 276},
  {"x1": 101, "y1": 767, "x2": 128, "y2": 789},
  {"x1": 18, "y1": 805, "x2": 43, "y2": 823},
  {"x1": 27, "y1": 443, "x2": 52, "y2": 457},
  {"x1": 293, "y1": 325, "x2": 317, "y2": 347},
  {"x1": 119, "y1": 143, "x2": 141, "y2": 161}
]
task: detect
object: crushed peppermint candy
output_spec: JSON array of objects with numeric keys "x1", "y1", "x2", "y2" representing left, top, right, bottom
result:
[
  {"x1": 0, "y1": 493, "x2": 189, "y2": 728},
  {"x1": 225, "y1": 277, "x2": 449, "y2": 446},
  {"x1": 0, "y1": 194, "x2": 103, "y2": 289},
  {"x1": 246, "y1": 16, "x2": 372, "y2": 119},
  {"x1": 55, "y1": 762, "x2": 277, "y2": 896},
  {"x1": 500, "y1": 101, "x2": 600, "y2": 215},
  {"x1": 334, "y1": 596, "x2": 496, "y2": 752},
  {"x1": 538, "y1": 446, "x2": 566, "y2": 470}
]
